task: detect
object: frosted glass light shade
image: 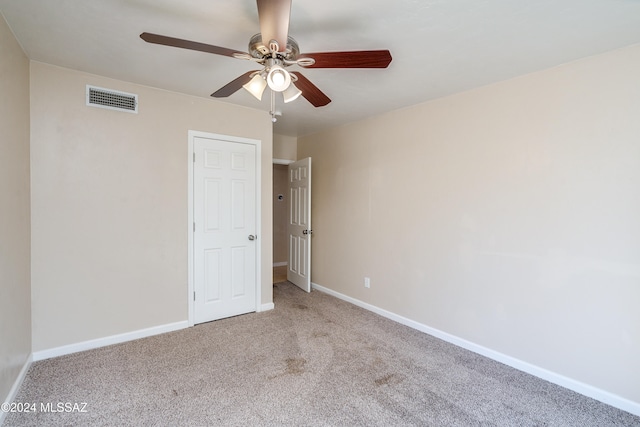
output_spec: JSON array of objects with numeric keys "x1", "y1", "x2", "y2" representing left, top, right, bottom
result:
[
  {"x1": 243, "y1": 74, "x2": 267, "y2": 100},
  {"x1": 282, "y1": 83, "x2": 302, "y2": 103},
  {"x1": 266, "y1": 65, "x2": 291, "y2": 92}
]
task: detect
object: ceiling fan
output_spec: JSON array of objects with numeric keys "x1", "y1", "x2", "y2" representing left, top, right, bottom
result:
[{"x1": 140, "y1": 0, "x2": 392, "y2": 119}]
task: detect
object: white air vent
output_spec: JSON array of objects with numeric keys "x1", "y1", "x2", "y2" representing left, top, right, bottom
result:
[{"x1": 86, "y1": 85, "x2": 138, "y2": 113}]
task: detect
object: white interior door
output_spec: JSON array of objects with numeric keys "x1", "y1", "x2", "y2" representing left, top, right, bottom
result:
[
  {"x1": 287, "y1": 157, "x2": 311, "y2": 292},
  {"x1": 193, "y1": 135, "x2": 257, "y2": 323}
]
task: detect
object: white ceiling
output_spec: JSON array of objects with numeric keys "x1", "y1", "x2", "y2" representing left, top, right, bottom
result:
[{"x1": 2, "y1": 0, "x2": 640, "y2": 137}]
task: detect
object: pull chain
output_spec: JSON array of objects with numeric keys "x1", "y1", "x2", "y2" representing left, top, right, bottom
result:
[{"x1": 270, "y1": 90, "x2": 277, "y2": 122}]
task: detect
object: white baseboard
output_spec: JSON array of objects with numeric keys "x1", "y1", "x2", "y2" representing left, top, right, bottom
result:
[
  {"x1": 0, "y1": 353, "x2": 33, "y2": 425},
  {"x1": 32, "y1": 321, "x2": 189, "y2": 362},
  {"x1": 259, "y1": 302, "x2": 275, "y2": 312},
  {"x1": 272, "y1": 262, "x2": 287, "y2": 267},
  {"x1": 311, "y1": 282, "x2": 640, "y2": 417}
]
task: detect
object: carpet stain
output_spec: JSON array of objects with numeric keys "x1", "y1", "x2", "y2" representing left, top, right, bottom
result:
[
  {"x1": 285, "y1": 357, "x2": 307, "y2": 375},
  {"x1": 269, "y1": 357, "x2": 307, "y2": 380},
  {"x1": 374, "y1": 373, "x2": 403, "y2": 387},
  {"x1": 312, "y1": 331, "x2": 329, "y2": 338},
  {"x1": 172, "y1": 389, "x2": 178, "y2": 396},
  {"x1": 293, "y1": 304, "x2": 308, "y2": 310}
]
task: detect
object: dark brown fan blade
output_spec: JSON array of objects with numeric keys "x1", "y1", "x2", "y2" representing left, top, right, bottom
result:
[
  {"x1": 300, "y1": 50, "x2": 392, "y2": 68},
  {"x1": 140, "y1": 32, "x2": 244, "y2": 58},
  {"x1": 290, "y1": 72, "x2": 331, "y2": 107},
  {"x1": 256, "y1": 0, "x2": 291, "y2": 51},
  {"x1": 211, "y1": 71, "x2": 256, "y2": 98}
]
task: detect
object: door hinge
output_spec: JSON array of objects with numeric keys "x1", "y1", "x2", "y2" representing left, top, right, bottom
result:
[
  {"x1": 193, "y1": 152, "x2": 196, "y2": 162},
  {"x1": 193, "y1": 222, "x2": 195, "y2": 232},
  {"x1": 193, "y1": 291, "x2": 196, "y2": 301}
]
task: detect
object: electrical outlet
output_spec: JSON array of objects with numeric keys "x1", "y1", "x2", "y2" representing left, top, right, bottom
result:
[{"x1": 364, "y1": 277, "x2": 370, "y2": 288}]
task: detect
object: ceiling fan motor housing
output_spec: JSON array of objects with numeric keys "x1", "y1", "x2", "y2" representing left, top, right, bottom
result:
[{"x1": 248, "y1": 33, "x2": 299, "y2": 61}]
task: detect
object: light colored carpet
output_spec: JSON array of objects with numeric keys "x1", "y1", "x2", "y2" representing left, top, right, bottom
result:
[{"x1": 5, "y1": 281, "x2": 639, "y2": 426}]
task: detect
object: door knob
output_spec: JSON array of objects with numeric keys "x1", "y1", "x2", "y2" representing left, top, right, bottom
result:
[
  {"x1": 302, "y1": 229, "x2": 313, "y2": 235},
  {"x1": 248, "y1": 235, "x2": 256, "y2": 240}
]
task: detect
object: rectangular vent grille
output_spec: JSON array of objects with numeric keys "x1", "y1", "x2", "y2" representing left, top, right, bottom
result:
[{"x1": 86, "y1": 85, "x2": 138, "y2": 113}]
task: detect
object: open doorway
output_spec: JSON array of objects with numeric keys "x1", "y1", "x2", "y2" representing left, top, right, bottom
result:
[{"x1": 273, "y1": 163, "x2": 289, "y2": 283}]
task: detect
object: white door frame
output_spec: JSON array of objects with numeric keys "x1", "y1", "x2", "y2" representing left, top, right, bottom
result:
[{"x1": 187, "y1": 130, "x2": 262, "y2": 327}]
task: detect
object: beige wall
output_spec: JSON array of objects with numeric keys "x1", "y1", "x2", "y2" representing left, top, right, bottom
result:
[
  {"x1": 30, "y1": 62, "x2": 273, "y2": 352},
  {"x1": 273, "y1": 133, "x2": 297, "y2": 161},
  {"x1": 299, "y1": 45, "x2": 640, "y2": 404},
  {"x1": 0, "y1": 14, "x2": 31, "y2": 402},
  {"x1": 273, "y1": 164, "x2": 289, "y2": 264}
]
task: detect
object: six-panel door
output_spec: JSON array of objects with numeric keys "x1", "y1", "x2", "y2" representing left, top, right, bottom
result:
[{"x1": 193, "y1": 136, "x2": 257, "y2": 323}]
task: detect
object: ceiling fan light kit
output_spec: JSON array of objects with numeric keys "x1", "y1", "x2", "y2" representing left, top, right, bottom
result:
[
  {"x1": 243, "y1": 73, "x2": 268, "y2": 100},
  {"x1": 282, "y1": 83, "x2": 302, "y2": 104},
  {"x1": 266, "y1": 63, "x2": 291, "y2": 92},
  {"x1": 140, "y1": 0, "x2": 392, "y2": 119}
]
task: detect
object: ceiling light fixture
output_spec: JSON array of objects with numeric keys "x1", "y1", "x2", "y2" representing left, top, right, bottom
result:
[
  {"x1": 242, "y1": 72, "x2": 267, "y2": 100},
  {"x1": 266, "y1": 64, "x2": 291, "y2": 92},
  {"x1": 282, "y1": 82, "x2": 302, "y2": 103},
  {"x1": 241, "y1": 58, "x2": 306, "y2": 117}
]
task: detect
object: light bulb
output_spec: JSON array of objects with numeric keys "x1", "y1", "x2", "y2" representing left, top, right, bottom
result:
[
  {"x1": 272, "y1": 71, "x2": 285, "y2": 86},
  {"x1": 266, "y1": 65, "x2": 291, "y2": 92}
]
